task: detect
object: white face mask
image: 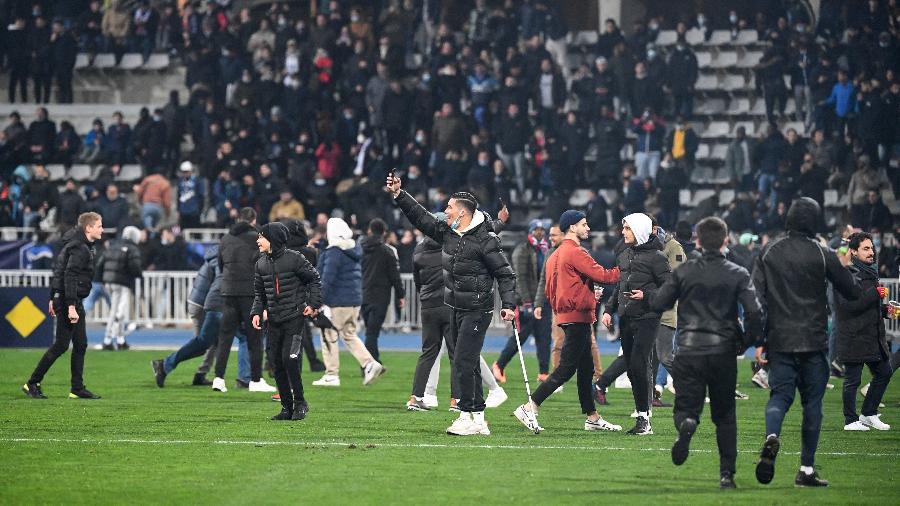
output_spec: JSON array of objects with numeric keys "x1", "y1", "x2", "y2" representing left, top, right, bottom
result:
[
  {"x1": 729, "y1": 15, "x2": 738, "y2": 24},
  {"x1": 450, "y1": 213, "x2": 464, "y2": 230},
  {"x1": 415, "y1": 135, "x2": 425, "y2": 144},
  {"x1": 649, "y1": 23, "x2": 659, "y2": 30},
  {"x1": 351, "y1": 14, "x2": 360, "y2": 22}
]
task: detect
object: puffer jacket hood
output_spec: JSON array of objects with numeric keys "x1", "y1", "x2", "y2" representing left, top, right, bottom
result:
[
  {"x1": 280, "y1": 219, "x2": 309, "y2": 245},
  {"x1": 327, "y1": 217, "x2": 356, "y2": 250},
  {"x1": 785, "y1": 197, "x2": 820, "y2": 237},
  {"x1": 121, "y1": 226, "x2": 142, "y2": 244},
  {"x1": 259, "y1": 222, "x2": 288, "y2": 253},
  {"x1": 623, "y1": 213, "x2": 653, "y2": 246}
]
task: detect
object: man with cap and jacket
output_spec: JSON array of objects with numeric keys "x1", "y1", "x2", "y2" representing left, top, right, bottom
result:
[
  {"x1": 97, "y1": 226, "x2": 143, "y2": 351},
  {"x1": 514, "y1": 210, "x2": 621, "y2": 433},
  {"x1": 601, "y1": 212, "x2": 671, "y2": 435},
  {"x1": 751, "y1": 197, "x2": 859, "y2": 488},
  {"x1": 279, "y1": 219, "x2": 326, "y2": 372},
  {"x1": 836, "y1": 232, "x2": 896, "y2": 432},
  {"x1": 386, "y1": 176, "x2": 517, "y2": 436},
  {"x1": 649, "y1": 216, "x2": 763, "y2": 489},
  {"x1": 493, "y1": 218, "x2": 552, "y2": 384},
  {"x1": 211, "y1": 207, "x2": 277, "y2": 394},
  {"x1": 251, "y1": 222, "x2": 323, "y2": 421},
  {"x1": 24, "y1": 212, "x2": 104, "y2": 400}
]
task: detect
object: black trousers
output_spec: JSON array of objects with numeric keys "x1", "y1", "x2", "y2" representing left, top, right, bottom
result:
[
  {"x1": 361, "y1": 302, "x2": 389, "y2": 362},
  {"x1": 267, "y1": 318, "x2": 305, "y2": 410},
  {"x1": 596, "y1": 354, "x2": 627, "y2": 389},
  {"x1": 672, "y1": 352, "x2": 738, "y2": 474},
  {"x1": 55, "y1": 69, "x2": 73, "y2": 104},
  {"x1": 842, "y1": 359, "x2": 893, "y2": 424},
  {"x1": 8, "y1": 65, "x2": 28, "y2": 102},
  {"x1": 453, "y1": 309, "x2": 493, "y2": 413},
  {"x1": 214, "y1": 295, "x2": 262, "y2": 381},
  {"x1": 412, "y1": 305, "x2": 457, "y2": 398},
  {"x1": 32, "y1": 70, "x2": 52, "y2": 104},
  {"x1": 532, "y1": 323, "x2": 596, "y2": 414},
  {"x1": 29, "y1": 303, "x2": 87, "y2": 390},
  {"x1": 620, "y1": 317, "x2": 658, "y2": 413},
  {"x1": 300, "y1": 320, "x2": 322, "y2": 368},
  {"x1": 497, "y1": 308, "x2": 552, "y2": 374}
]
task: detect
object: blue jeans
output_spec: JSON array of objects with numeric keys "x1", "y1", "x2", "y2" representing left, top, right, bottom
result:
[
  {"x1": 764, "y1": 350, "x2": 829, "y2": 467},
  {"x1": 757, "y1": 173, "x2": 777, "y2": 208},
  {"x1": 163, "y1": 310, "x2": 250, "y2": 382},
  {"x1": 83, "y1": 281, "x2": 110, "y2": 313},
  {"x1": 142, "y1": 203, "x2": 164, "y2": 229}
]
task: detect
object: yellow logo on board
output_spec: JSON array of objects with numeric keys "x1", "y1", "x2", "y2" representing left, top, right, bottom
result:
[{"x1": 4, "y1": 296, "x2": 46, "y2": 338}]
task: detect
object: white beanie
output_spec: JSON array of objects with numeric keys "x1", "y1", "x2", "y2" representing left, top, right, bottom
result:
[
  {"x1": 622, "y1": 213, "x2": 653, "y2": 246},
  {"x1": 326, "y1": 217, "x2": 356, "y2": 250},
  {"x1": 121, "y1": 226, "x2": 142, "y2": 244}
]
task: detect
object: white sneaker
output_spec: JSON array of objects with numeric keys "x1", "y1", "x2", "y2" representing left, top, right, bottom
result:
[
  {"x1": 423, "y1": 394, "x2": 439, "y2": 409},
  {"x1": 585, "y1": 416, "x2": 622, "y2": 431},
  {"x1": 363, "y1": 361, "x2": 386, "y2": 386},
  {"x1": 751, "y1": 369, "x2": 770, "y2": 389},
  {"x1": 844, "y1": 421, "x2": 870, "y2": 431},
  {"x1": 248, "y1": 379, "x2": 277, "y2": 392},
  {"x1": 860, "y1": 414, "x2": 891, "y2": 431},
  {"x1": 513, "y1": 403, "x2": 544, "y2": 433},
  {"x1": 212, "y1": 377, "x2": 227, "y2": 392},
  {"x1": 447, "y1": 413, "x2": 486, "y2": 435},
  {"x1": 665, "y1": 376, "x2": 676, "y2": 395},
  {"x1": 485, "y1": 387, "x2": 508, "y2": 408},
  {"x1": 630, "y1": 409, "x2": 653, "y2": 418},
  {"x1": 312, "y1": 374, "x2": 341, "y2": 387}
]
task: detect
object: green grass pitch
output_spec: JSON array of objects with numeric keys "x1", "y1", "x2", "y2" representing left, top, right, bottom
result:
[{"x1": 1, "y1": 348, "x2": 898, "y2": 505}]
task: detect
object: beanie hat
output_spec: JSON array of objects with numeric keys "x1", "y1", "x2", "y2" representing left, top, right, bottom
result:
[
  {"x1": 259, "y1": 222, "x2": 288, "y2": 251},
  {"x1": 622, "y1": 213, "x2": 653, "y2": 246},
  {"x1": 121, "y1": 226, "x2": 142, "y2": 244},
  {"x1": 528, "y1": 219, "x2": 546, "y2": 234},
  {"x1": 559, "y1": 210, "x2": 586, "y2": 233}
]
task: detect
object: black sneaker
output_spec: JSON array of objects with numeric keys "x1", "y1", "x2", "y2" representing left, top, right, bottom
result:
[
  {"x1": 594, "y1": 383, "x2": 609, "y2": 405},
  {"x1": 755, "y1": 435, "x2": 780, "y2": 484},
  {"x1": 795, "y1": 470, "x2": 829, "y2": 487},
  {"x1": 292, "y1": 401, "x2": 309, "y2": 420},
  {"x1": 69, "y1": 388, "x2": 101, "y2": 399},
  {"x1": 192, "y1": 373, "x2": 212, "y2": 386},
  {"x1": 102, "y1": 343, "x2": 115, "y2": 351},
  {"x1": 271, "y1": 408, "x2": 293, "y2": 420},
  {"x1": 22, "y1": 382, "x2": 47, "y2": 399},
  {"x1": 672, "y1": 417, "x2": 697, "y2": 465},
  {"x1": 151, "y1": 360, "x2": 166, "y2": 388},
  {"x1": 310, "y1": 360, "x2": 326, "y2": 372},
  {"x1": 235, "y1": 379, "x2": 250, "y2": 389},
  {"x1": 626, "y1": 416, "x2": 653, "y2": 435},
  {"x1": 720, "y1": 470, "x2": 737, "y2": 489},
  {"x1": 117, "y1": 341, "x2": 130, "y2": 351}
]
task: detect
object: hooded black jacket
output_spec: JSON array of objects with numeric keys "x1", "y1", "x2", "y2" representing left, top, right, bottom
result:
[
  {"x1": 413, "y1": 238, "x2": 444, "y2": 310},
  {"x1": 606, "y1": 234, "x2": 671, "y2": 320},
  {"x1": 250, "y1": 224, "x2": 323, "y2": 324},
  {"x1": 751, "y1": 198, "x2": 859, "y2": 353},
  {"x1": 51, "y1": 228, "x2": 95, "y2": 306},
  {"x1": 395, "y1": 190, "x2": 517, "y2": 312},
  {"x1": 218, "y1": 221, "x2": 259, "y2": 297},
  {"x1": 99, "y1": 238, "x2": 142, "y2": 289},
  {"x1": 835, "y1": 261, "x2": 890, "y2": 363},
  {"x1": 650, "y1": 251, "x2": 763, "y2": 356},
  {"x1": 361, "y1": 235, "x2": 406, "y2": 305}
]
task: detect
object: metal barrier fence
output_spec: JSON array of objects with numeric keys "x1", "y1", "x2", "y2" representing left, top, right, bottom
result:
[{"x1": 2, "y1": 269, "x2": 895, "y2": 336}]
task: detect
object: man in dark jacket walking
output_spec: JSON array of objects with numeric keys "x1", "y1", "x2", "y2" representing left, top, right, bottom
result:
[
  {"x1": 360, "y1": 218, "x2": 406, "y2": 363},
  {"x1": 751, "y1": 197, "x2": 859, "y2": 487},
  {"x1": 602, "y1": 212, "x2": 671, "y2": 435},
  {"x1": 387, "y1": 177, "x2": 517, "y2": 436},
  {"x1": 98, "y1": 225, "x2": 142, "y2": 350},
  {"x1": 212, "y1": 207, "x2": 276, "y2": 393},
  {"x1": 251, "y1": 222, "x2": 323, "y2": 421},
  {"x1": 24, "y1": 212, "x2": 104, "y2": 399},
  {"x1": 649, "y1": 217, "x2": 763, "y2": 489},
  {"x1": 280, "y1": 219, "x2": 326, "y2": 372},
  {"x1": 836, "y1": 232, "x2": 895, "y2": 432}
]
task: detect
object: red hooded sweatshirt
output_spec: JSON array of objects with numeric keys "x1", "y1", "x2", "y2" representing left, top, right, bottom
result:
[{"x1": 545, "y1": 238, "x2": 620, "y2": 324}]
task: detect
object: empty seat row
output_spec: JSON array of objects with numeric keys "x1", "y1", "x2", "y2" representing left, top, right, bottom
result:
[
  {"x1": 74, "y1": 53, "x2": 170, "y2": 71},
  {"x1": 656, "y1": 29, "x2": 759, "y2": 47},
  {"x1": 44, "y1": 164, "x2": 143, "y2": 182},
  {"x1": 695, "y1": 50, "x2": 763, "y2": 69}
]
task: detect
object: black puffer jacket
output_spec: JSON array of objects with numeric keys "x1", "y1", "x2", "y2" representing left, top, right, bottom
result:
[
  {"x1": 218, "y1": 221, "x2": 259, "y2": 297},
  {"x1": 99, "y1": 239, "x2": 142, "y2": 289},
  {"x1": 650, "y1": 251, "x2": 763, "y2": 356},
  {"x1": 413, "y1": 238, "x2": 444, "y2": 309},
  {"x1": 279, "y1": 219, "x2": 318, "y2": 265},
  {"x1": 396, "y1": 191, "x2": 517, "y2": 312},
  {"x1": 606, "y1": 235, "x2": 671, "y2": 320},
  {"x1": 250, "y1": 224, "x2": 323, "y2": 324},
  {"x1": 835, "y1": 262, "x2": 890, "y2": 363},
  {"x1": 751, "y1": 197, "x2": 859, "y2": 353},
  {"x1": 51, "y1": 228, "x2": 95, "y2": 306},
  {"x1": 361, "y1": 235, "x2": 405, "y2": 305}
]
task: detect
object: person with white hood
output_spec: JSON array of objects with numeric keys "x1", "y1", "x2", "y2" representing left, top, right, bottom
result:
[
  {"x1": 97, "y1": 225, "x2": 143, "y2": 350},
  {"x1": 313, "y1": 217, "x2": 386, "y2": 387},
  {"x1": 601, "y1": 213, "x2": 672, "y2": 435}
]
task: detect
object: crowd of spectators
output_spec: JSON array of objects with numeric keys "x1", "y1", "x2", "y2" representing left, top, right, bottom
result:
[{"x1": 0, "y1": 0, "x2": 898, "y2": 275}]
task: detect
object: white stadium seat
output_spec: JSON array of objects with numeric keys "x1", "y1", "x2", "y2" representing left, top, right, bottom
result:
[
  {"x1": 695, "y1": 74, "x2": 719, "y2": 91},
  {"x1": 69, "y1": 164, "x2": 92, "y2": 181},
  {"x1": 722, "y1": 74, "x2": 748, "y2": 91},
  {"x1": 119, "y1": 53, "x2": 143, "y2": 70},
  {"x1": 92, "y1": 53, "x2": 116, "y2": 69},
  {"x1": 719, "y1": 189, "x2": 736, "y2": 206},
  {"x1": 685, "y1": 29, "x2": 705, "y2": 46},
  {"x1": 702, "y1": 121, "x2": 731, "y2": 138},
  {"x1": 75, "y1": 53, "x2": 90, "y2": 70},
  {"x1": 143, "y1": 53, "x2": 171, "y2": 70},
  {"x1": 695, "y1": 97, "x2": 727, "y2": 115},
  {"x1": 569, "y1": 189, "x2": 593, "y2": 207},
  {"x1": 737, "y1": 50, "x2": 763, "y2": 68},
  {"x1": 655, "y1": 30, "x2": 678, "y2": 46},
  {"x1": 732, "y1": 121, "x2": 756, "y2": 137},
  {"x1": 710, "y1": 144, "x2": 729, "y2": 160},
  {"x1": 117, "y1": 164, "x2": 143, "y2": 181},
  {"x1": 695, "y1": 143, "x2": 711, "y2": 160},
  {"x1": 735, "y1": 30, "x2": 759, "y2": 45},
  {"x1": 707, "y1": 30, "x2": 734, "y2": 46},
  {"x1": 46, "y1": 164, "x2": 67, "y2": 181},
  {"x1": 726, "y1": 97, "x2": 751, "y2": 115},
  {"x1": 696, "y1": 51, "x2": 713, "y2": 68},
  {"x1": 710, "y1": 51, "x2": 738, "y2": 69}
]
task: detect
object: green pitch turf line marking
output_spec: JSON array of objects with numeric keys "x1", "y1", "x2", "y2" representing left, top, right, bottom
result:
[{"x1": 2, "y1": 437, "x2": 897, "y2": 457}]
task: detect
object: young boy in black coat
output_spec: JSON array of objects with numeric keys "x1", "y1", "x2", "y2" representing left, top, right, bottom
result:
[{"x1": 251, "y1": 222, "x2": 323, "y2": 421}]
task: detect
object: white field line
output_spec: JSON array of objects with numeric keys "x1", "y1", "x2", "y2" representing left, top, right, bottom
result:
[{"x1": 0, "y1": 437, "x2": 897, "y2": 457}]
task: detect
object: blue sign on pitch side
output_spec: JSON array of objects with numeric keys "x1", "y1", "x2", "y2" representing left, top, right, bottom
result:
[{"x1": 0, "y1": 288, "x2": 54, "y2": 348}]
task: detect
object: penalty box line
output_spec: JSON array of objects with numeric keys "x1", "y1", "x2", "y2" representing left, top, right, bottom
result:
[{"x1": 1, "y1": 437, "x2": 898, "y2": 457}]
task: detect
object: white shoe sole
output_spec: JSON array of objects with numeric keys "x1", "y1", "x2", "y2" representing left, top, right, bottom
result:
[
  {"x1": 844, "y1": 424, "x2": 870, "y2": 431},
  {"x1": 585, "y1": 421, "x2": 622, "y2": 431}
]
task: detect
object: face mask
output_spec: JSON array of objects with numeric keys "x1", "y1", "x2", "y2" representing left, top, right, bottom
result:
[
  {"x1": 676, "y1": 44, "x2": 685, "y2": 51},
  {"x1": 479, "y1": 160, "x2": 488, "y2": 167},
  {"x1": 729, "y1": 15, "x2": 738, "y2": 23},
  {"x1": 422, "y1": 73, "x2": 431, "y2": 83},
  {"x1": 343, "y1": 112, "x2": 353, "y2": 119},
  {"x1": 315, "y1": 178, "x2": 325, "y2": 185},
  {"x1": 351, "y1": 14, "x2": 360, "y2": 22},
  {"x1": 647, "y1": 50, "x2": 656, "y2": 60},
  {"x1": 873, "y1": 237, "x2": 882, "y2": 249},
  {"x1": 649, "y1": 23, "x2": 659, "y2": 30},
  {"x1": 697, "y1": 16, "x2": 706, "y2": 25},
  {"x1": 796, "y1": 24, "x2": 806, "y2": 32},
  {"x1": 450, "y1": 214, "x2": 463, "y2": 230},
  {"x1": 357, "y1": 133, "x2": 366, "y2": 144},
  {"x1": 408, "y1": 172, "x2": 418, "y2": 180}
]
